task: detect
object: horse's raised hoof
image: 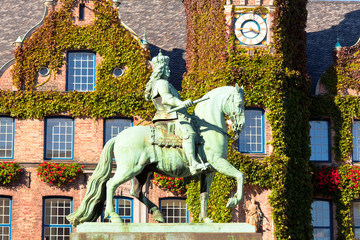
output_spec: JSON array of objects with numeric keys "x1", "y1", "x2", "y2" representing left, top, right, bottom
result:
[
  {"x1": 153, "y1": 209, "x2": 165, "y2": 223},
  {"x1": 226, "y1": 197, "x2": 238, "y2": 208},
  {"x1": 109, "y1": 212, "x2": 122, "y2": 223}
]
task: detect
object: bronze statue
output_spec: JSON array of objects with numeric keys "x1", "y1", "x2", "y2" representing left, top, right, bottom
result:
[{"x1": 67, "y1": 52, "x2": 246, "y2": 226}]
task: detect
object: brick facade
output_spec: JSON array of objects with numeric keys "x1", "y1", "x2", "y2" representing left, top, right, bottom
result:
[{"x1": 0, "y1": 1, "x2": 275, "y2": 240}]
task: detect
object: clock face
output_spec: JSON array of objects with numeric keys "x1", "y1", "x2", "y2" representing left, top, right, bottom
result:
[{"x1": 234, "y1": 13, "x2": 267, "y2": 46}]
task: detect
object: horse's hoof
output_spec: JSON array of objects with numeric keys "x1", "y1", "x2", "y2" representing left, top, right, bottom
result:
[
  {"x1": 153, "y1": 210, "x2": 164, "y2": 223},
  {"x1": 109, "y1": 212, "x2": 122, "y2": 223},
  {"x1": 226, "y1": 197, "x2": 237, "y2": 208},
  {"x1": 203, "y1": 217, "x2": 214, "y2": 223}
]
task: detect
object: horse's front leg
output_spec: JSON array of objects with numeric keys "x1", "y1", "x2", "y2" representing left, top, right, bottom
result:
[
  {"x1": 199, "y1": 173, "x2": 215, "y2": 223},
  {"x1": 209, "y1": 157, "x2": 244, "y2": 208}
]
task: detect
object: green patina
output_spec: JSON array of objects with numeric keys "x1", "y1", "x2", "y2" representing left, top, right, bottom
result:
[{"x1": 183, "y1": 0, "x2": 312, "y2": 239}]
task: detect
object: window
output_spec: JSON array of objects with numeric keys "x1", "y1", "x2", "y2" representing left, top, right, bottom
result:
[
  {"x1": 45, "y1": 118, "x2": 74, "y2": 160},
  {"x1": 354, "y1": 201, "x2": 360, "y2": 239},
  {"x1": 310, "y1": 121, "x2": 330, "y2": 162},
  {"x1": 104, "y1": 119, "x2": 132, "y2": 145},
  {"x1": 101, "y1": 197, "x2": 133, "y2": 223},
  {"x1": 43, "y1": 198, "x2": 72, "y2": 240},
  {"x1": 79, "y1": 3, "x2": 85, "y2": 21},
  {"x1": 312, "y1": 200, "x2": 332, "y2": 240},
  {"x1": 159, "y1": 198, "x2": 188, "y2": 223},
  {"x1": 0, "y1": 118, "x2": 14, "y2": 159},
  {"x1": 0, "y1": 197, "x2": 11, "y2": 240},
  {"x1": 353, "y1": 121, "x2": 360, "y2": 162},
  {"x1": 238, "y1": 109, "x2": 264, "y2": 153},
  {"x1": 67, "y1": 52, "x2": 95, "y2": 92}
]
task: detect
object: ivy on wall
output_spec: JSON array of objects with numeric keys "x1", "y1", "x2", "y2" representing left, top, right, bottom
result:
[
  {"x1": 310, "y1": 40, "x2": 360, "y2": 239},
  {"x1": 7, "y1": 0, "x2": 152, "y2": 119},
  {"x1": 182, "y1": 0, "x2": 312, "y2": 239}
]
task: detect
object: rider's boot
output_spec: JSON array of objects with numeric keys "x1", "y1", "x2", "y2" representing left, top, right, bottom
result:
[{"x1": 183, "y1": 136, "x2": 206, "y2": 174}]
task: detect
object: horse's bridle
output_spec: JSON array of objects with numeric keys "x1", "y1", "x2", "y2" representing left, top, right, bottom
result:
[{"x1": 223, "y1": 90, "x2": 244, "y2": 141}]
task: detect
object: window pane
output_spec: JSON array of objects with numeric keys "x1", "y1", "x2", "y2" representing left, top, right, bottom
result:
[
  {"x1": 312, "y1": 200, "x2": 331, "y2": 240},
  {"x1": 46, "y1": 118, "x2": 73, "y2": 159},
  {"x1": 44, "y1": 198, "x2": 72, "y2": 240},
  {"x1": 0, "y1": 197, "x2": 11, "y2": 240},
  {"x1": 104, "y1": 119, "x2": 132, "y2": 144},
  {"x1": 310, "y1": 121, "x2": 329, "y2": 161},
  {"x1": 67, "y1": 52, "x2": 95, "y2": 92},
  {"x1": 238, "y1": 109, "x2": 264, "y2": 153},
  {"x1": 160, "y1": 199, "x2": 187, "y2": 223},
  {"x1": 100, "y1": 197, "x2": 133, "y2": 223},
  {"x1": 0, "y1": 118, "x2": 13, "y2": 158},
  {"x1": 353, "y1": 122, "x2": 360, "y2": 162}
]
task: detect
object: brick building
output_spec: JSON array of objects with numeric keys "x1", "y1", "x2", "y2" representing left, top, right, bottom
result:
[{"x1": 1, "y1": 0, "x2": 360, "y2": 240}]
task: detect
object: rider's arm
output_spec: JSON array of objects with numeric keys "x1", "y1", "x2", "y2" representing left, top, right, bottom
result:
[{"x1": 157, "y1": 82, "x2": 183, "y2": 107}]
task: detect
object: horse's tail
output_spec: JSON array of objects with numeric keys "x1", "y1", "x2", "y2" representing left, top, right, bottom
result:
[{"x1": 66, "y1": 137, "x2": 116, "y2": 226}]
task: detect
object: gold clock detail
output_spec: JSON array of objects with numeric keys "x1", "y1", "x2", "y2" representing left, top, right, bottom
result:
[{"x1": 234, "y1": 13, "x2": 268, "y2": 46}]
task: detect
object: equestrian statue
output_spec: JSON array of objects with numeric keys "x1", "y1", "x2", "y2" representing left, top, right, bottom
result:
[{"x1": 67, "y1": 51, "x2": 246, "y2": 226}]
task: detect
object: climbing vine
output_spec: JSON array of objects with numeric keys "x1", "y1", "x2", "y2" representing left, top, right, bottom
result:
[
  {"x1": 7, "y1": 0, "x2": 152, "y2": 119},
  {"x1": 182, "y1": 0, "x2": 312, "y2": 239},
  {"x1": 310, "y1": 36, "x2": 360, "y2": 239}
]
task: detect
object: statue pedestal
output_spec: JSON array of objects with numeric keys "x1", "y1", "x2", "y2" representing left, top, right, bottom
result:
[{"x1": 71, "y1": 222, "x2": 262, "y2": 240}]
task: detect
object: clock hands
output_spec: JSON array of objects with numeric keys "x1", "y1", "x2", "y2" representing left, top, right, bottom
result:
[{"x1": 235, "y1": 27, "x2": 261, "y2": 34}]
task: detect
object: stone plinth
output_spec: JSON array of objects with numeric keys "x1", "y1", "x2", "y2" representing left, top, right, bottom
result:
[{"x1": 71, "y1": 222, "x2": 262, "y2": 240}]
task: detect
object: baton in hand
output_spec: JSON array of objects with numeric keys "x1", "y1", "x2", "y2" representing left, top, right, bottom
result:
[{"x1": 167, "y1": 96, "x2": 210, "y2": 114}]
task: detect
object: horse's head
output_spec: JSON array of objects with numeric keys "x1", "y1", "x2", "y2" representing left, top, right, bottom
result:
[{"x1": 223, "y1": 84, "x2": 245, "y2": 140}]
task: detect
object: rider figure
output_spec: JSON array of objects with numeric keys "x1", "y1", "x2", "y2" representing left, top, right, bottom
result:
[{"x1": 145, "y1": 51, "x2": 205, "y2": 174}]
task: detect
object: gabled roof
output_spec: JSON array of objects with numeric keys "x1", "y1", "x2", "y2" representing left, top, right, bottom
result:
[
  {"x1": 0, "y1": 0, "x2": 187, "y2": 90},
  {"x1": 306, "y1": 1, "x2": 360, "y2": 94}
]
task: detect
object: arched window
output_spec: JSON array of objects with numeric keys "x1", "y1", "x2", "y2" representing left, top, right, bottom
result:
[{"x1": 238, "y1": 109, "x2": 264, "y2": 153}]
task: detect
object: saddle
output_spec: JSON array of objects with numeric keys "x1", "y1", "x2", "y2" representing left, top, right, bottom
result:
[
  {"x1": 150, "y1": 121, "x2": 183, "y2": 148},
  {"x1": 149, "y1": 121, "x2": 201, "y2": 148}
]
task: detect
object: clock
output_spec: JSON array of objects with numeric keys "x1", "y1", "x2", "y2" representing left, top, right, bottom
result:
[{"x1": 234, "y1": 13, "x2": 268, "y2": 46}]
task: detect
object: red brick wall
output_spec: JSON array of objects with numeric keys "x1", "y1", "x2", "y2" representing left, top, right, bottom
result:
[
  {"x1": 0, "y1": 168, "x2": 87, "y2": 240},
  {"x1": 0, "y1": 66, "x2": 16, "y2": 91}
]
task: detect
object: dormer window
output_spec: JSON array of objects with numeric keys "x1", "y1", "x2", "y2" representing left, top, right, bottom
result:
[{"x1": 66, "y1": 51, "x2": 95, "y2": 92}]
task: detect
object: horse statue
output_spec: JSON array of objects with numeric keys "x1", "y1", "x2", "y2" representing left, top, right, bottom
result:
[{"x1": 66, "y1": 83, "x2": 245, "y2": 226}]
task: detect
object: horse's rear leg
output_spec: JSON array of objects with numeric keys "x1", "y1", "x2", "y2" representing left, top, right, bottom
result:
[
  {"x1": 130, "y1": 172, "x2": 164, "y2": 223},
  {"x1": 105, "y1": 167, "x2": 142, "y2": 223}
]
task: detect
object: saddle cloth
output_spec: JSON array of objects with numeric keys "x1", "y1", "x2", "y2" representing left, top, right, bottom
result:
[{"x1": 150, "y1": 122, "x2": 183, "y2": 148}]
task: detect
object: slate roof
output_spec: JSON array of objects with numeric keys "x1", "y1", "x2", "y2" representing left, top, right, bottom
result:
[
  {"x1": 306, "y1": 1, "x2": 360, "y2": 94},
  {"x1": 0, "y1": 0, "x2": 187, "y2": 90},
  {"x1": 2, "y1": 1, "x2": 360, "y2": 93},
  {"x1": 0, "y1": 0, "x2": 44, "y2": 68}
]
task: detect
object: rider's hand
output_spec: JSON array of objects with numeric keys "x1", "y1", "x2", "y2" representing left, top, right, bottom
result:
[{"x1": 182, "y1": 99, "x2": 193, "y2": 108}]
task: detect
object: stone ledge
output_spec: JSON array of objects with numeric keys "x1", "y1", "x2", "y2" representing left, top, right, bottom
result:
[
  {"x1": 72, "y1": 223, "x2": 262, "y2": 240},
  {"x1": 71, "y1": 232, "x2": 262, "y2": 240},
  {"x1": 76, "y1": 222, "x2": 256, "y2": 233}
]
